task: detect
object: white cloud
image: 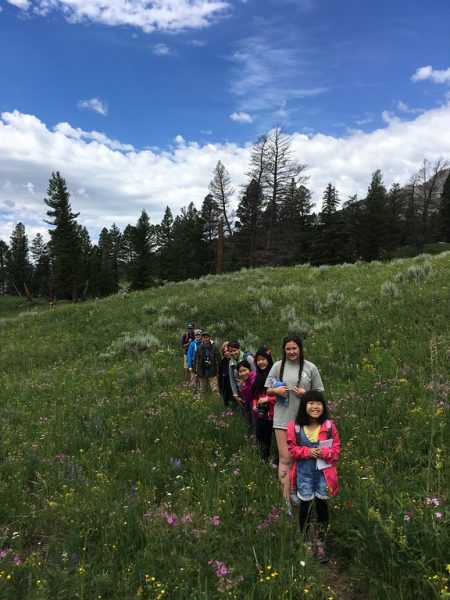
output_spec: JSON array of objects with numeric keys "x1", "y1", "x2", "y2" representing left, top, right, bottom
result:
[
  {"x1": 397, "y1": 100, "x2": 423, "y2": 116},
  {"x1": 230, "y1": 111, "x2": 253, "y2": 123},
  {"x1": 229, "y1": 33, "x2": 327, "y2": 118},
  {"x1": 174, "y1": 134, "x2": 185, "y2": 144},
  {"x1": 5, "y1": 0, "x2": 30, "y2": 8},
  {"x1": 54, "y1": 122, "x2": 134, "y2": 151},
  {"x1": 152, "y1": 43, "x2": 172, "y2": 56},
  {"x1": 412, "y1": 65, "x2": 450, "y2": 84},
  {"x1": 1, "y1": 104, "x2": 450, "y2": 242},
  {"x1": 5, "y1": 0, "x2": 232, "y2": 33},
  {"x1": 77, "y1": 98, "x2": 108, "y2": 116}
]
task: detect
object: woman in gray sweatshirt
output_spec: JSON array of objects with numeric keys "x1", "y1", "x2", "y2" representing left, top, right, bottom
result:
[{"x1": 265, "y1": 333, "x2": 324, "y2": 502}]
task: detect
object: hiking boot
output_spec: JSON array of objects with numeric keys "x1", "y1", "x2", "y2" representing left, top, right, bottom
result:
[{"x1": 316, "y1": 539, "x2": 328, "y2": 563}]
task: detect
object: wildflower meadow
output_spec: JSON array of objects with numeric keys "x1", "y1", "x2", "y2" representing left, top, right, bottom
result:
[{"x1": 0, "y1": 253, "x2": 449, "y2": 599}]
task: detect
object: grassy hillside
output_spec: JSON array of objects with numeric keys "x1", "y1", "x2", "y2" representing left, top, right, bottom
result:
[{"x1": 0, "y1": 253, "x2": 449, "y2": 599}]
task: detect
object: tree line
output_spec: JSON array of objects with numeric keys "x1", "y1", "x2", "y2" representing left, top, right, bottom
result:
[{"x1": 1, "y1": 127, "x2": 450, "y2": 300}]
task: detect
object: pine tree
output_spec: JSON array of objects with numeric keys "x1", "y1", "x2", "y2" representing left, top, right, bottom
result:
[
  {"x1": 235, "y1": 179, "x2": 264, "y2": 267},
  {"x1": 439, "y1": 170, "x2": 450, "y2": 242},
  {"x1": 44, "y1": 171, "x2": 83, "y2": 300},
  {"x1": 7, "y1": 222, "x2": 31, "y2": 295},
  {"x1": 247, "y1": 126, "x2": 308, "y2": 256},
  {"x1": 108, "y1": 223, "x2": 123, "y2": 283},
  {"x1": 311, "y1": 184, "x2": 344, "y2": 265},
  {"x1": 96, "y1": 227, "x2": 119, "y2": 296},
  {"x1": 361, "y1": 170, "x2": 389, "y2": 261},
  {"x1": 129, "y1": 210, "x2": 156, "y2": 290},
  {"x1": 200, "y1": 194, "x2": 221, "y2": 273},
  {"x1": 78, "y1": 225, "x2": 93, "y2": 299},
  {"x1": 278, "y1": 180, "x2": 314, "y2": 264},
  {"x1": 385, "y1": 183, "x2": 405, "y2": 251},
  {"x1": 208, "y1": 161, "x2": 234, "y2": 237},
  {"x1": 320, "y1": 183, "x2": 340, "y2": 224},
  {"x1": 169, "y1": 203, "x2": 208, "y2": 281},
  {"x1": 30, "y1": 233, "x2": 50, "y2": 297},
  {"x1": 154, "y1": 207, "x2": 175, "y2": 281}
]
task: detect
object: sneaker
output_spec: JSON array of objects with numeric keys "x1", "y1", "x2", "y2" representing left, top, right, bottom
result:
[
  {"x1": 316, "y1": 540, "x2": 328, "y2": 563},
  {"x1": 290, "y1": 492, "x2": 301, "y2": 507}
]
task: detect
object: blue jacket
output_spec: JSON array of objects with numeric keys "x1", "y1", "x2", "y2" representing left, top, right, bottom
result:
[{"x1": 187, "y1": 339, "x2": 202, "y2": 368}]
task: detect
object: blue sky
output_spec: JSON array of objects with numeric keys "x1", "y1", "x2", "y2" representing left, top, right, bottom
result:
[{"x1": 1, "y1": 0, "x2": 450, "y2": 242}]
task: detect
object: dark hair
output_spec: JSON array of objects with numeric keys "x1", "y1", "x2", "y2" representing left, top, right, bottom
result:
[
  {"x1": 251, "y1": 347, "x2": 274, "y2": 398},
  {"x1": 295, "y1": 390, "x2": 329, "y2": 426},
  {"x1": 237, "y1": 359, "x2": 251, "y2": 371},
  {"x1": 279, "y1": 333, "x2": 304, "y2": 385},
  {"x1": 228, "y1": 340, "x2": 241, "y2": 350}
]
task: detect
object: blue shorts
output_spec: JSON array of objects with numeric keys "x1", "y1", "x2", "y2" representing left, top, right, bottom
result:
[{"x1": 297, "y1": 464, "x2": 328, "y2": 501}]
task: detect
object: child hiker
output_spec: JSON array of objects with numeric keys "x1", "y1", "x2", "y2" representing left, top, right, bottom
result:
[
  {"x1": 287, "y1": 390, "x2": 341, "y2": 562},
  {"x1": 251, "y1": 347, "x2": 275, "y2": 462}
]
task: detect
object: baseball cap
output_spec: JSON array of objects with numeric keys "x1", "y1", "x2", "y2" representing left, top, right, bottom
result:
[{"x1": 194, "y1": 329, "x2": 202, "y2": 335}]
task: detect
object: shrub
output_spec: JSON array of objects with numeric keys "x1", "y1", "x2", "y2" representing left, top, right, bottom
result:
[
  {"x1": 155, "y1": 314, "x2": 177, "y2": 329},
  {"x1": 381, "y1": 281, "x2": 401, "y2": 300}
]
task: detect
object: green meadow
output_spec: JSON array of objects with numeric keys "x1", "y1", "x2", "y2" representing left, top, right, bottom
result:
[{"x1": 0, "y1": 253, "x2": 449, "y2": 599}]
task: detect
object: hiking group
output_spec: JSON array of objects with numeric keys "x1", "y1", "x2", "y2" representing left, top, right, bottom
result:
[{"x1": 181, "y1": 324, "x2": 341, "y2": 563}]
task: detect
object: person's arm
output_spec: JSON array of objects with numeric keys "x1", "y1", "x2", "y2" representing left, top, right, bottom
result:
[
  {"x1": 186, "y1": 343, "x2": 194, "y2": 369},
  {"x1": 181, "y1": 335, "x2": 188, "y2": 350},
  {"x1": 229, "y1": 362, "x2": 239, "y2": 398},
  {"x1": 287, "y1": 423, "x2": 313, "y2": 460}
]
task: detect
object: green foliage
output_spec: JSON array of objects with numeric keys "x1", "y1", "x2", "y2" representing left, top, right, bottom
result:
[{"x1": 0, "y1": 253, "x2": 449, "y2": 599}]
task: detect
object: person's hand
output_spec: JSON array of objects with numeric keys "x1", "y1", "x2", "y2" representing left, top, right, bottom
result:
[
  {"x1": 189, "y1": 367, "x2": 192, "y2": 372},
  {"x1": 277, "y1": 386, "x2": 289, "y2": 398},
  {"x1": 310, "y1": 447, "x2": 322, "y2": 459},
  {"x1": 257, "y1": 398, "x2": 268, "y2": 406},
  {"x1": 235, "y1": 396, "x2": 243, "y2": 406},
  {"x1": 293, "y1": 385, "x2": 306, "y2": 397}
]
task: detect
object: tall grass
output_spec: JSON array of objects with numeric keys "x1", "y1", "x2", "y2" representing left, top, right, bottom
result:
[{"x1": 0, "y1": 252, "x2": 449, "y2": 599}]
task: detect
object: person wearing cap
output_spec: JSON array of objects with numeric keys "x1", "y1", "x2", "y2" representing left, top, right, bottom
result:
[
  {"x1": 194, "y1": 332, "x2": 222, "y2": 395},
  {"x1": 187, "y1": 329, "x2": 203, "y2": 387},
  {"x1": 181, "y1": 324, "x2": 195, "y2": 386}
]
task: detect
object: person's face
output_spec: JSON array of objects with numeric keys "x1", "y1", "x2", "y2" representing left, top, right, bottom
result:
[
  {"x1": 306, "y1": 400, "x2": 323, "y2": 420},
  {"x1": 188, "y1": 328, "x2": 194, "y2": 336},
  {"x1": 256, "y1": 355, "x2": 269, "y2": 370},
  {"x1": 195, "y1": 333, "x2": 202, "y2": 340},
  {"x1": 239, "y1": 366, "x2": 250, "y2": 381},
  {"x1": 222, "y1": 347, "x2": 231, "y2": 358},
  {"x1": 202, "y1": 335, "x2": 211, "y2": 345},
  {"x1": 228, "y1": 347, "x2": 240, "y2": 360},
  {"x1": 285, "y1": 341, "x2": 301, "y2": 362}
]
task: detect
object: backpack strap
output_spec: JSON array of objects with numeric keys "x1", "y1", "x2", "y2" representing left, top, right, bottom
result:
[{"x1": 294, "y1": 424, "x2": 302, "y2": 445}]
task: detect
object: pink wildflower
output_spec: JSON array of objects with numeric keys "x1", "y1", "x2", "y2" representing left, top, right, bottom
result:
[{"x1": 210, "y1": 516, "x2": 221, "y2": 526}]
